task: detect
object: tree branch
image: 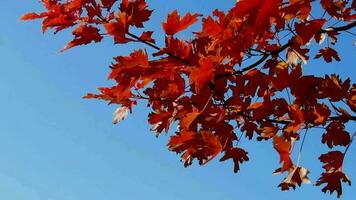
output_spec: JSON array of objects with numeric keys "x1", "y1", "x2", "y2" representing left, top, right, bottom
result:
[
  {"x1": 126, "y1": 32, "x2": 191, "y2": 65},
  {"x1": 321, "y1": 21, "x2": 356, "y2": 33}
]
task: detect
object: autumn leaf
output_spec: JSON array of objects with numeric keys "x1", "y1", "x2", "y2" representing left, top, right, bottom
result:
[
  {"x1": 168, "y1": 130, "x2": 222, "y2": 166},
  {"x1": 139, "y1": 31, "x2": 155, "y2": 44},
  {"x1": 294, "y1": 19, "x2": 326, "y2": 45},
  {"x1": 20, "y1": 12, "x2": 43, "y2": 20},
  {"x1": 120, "y1": 0, "x2": 153, "y2": 28},
  {"x1": 23, "y1": 0, "x2": 356, "y2": 197},
  {"x1": 316, "y1": 151, "x2": 351, "y2": 198},
  {"x1": 148, "y1": 110, "x2": 173, "y2": 135},
  {"x1": 189, "y1": 57, "x2": 214, "y2": 93},
  {"x1": 62, "y1": 25, "x2": 103, "y2": 51},
  {"x1": 285, "y1": 105, "x2": 305, "y2": 134},
  {"x1": 113, "y1": 106, "x2": 130, "y2": 124},
  {"x1": 100, "y1": 0, "x2": 116, "y2": 9},
  {"x1": 180, "y1": 111, "x2": 200, "y2": 130},
  {"x1": 278, "y1": 166, "x2": 311, "y2": 191},
  {"x1": 162, "y1": 10, "x2": 201, "y2": 35},
  {"x1": 220, "y1": 147, "x2": 249, "y2": 173},
  {"x1": 315, "y1": 47, "x2": 341, "y2": 63},
  {"x1": 104, "y1": 21, "x2": 130, "y2": 44},
  {"x1": 273, "y1": 135, "x2": 294, "y2": 173},
  {"x1": 322, "y1": 122, "x2": 351, "y2": 148},
  {"x1": 316, "y1": 171, "x2": 351, "y2": 198}
]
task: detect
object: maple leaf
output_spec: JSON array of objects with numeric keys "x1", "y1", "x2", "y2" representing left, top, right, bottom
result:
[
  {"x1": 315, "y1": 47, "x2": 341, "y2": 63},
  {"x1": 316, "y1": 171, "x2": 351, "y2": 198},
  {"x1": 189, "y1": 57, "x2": 214, "y2": 93},
  {"x1": 120, "y1": 0, "x2": 153, "y2": 28},
  {"x1": 168, "y1": 130, "x2": 222, "y2": 166},
  {"x1": 104, "y1": 21, "x2": 130, "y2": 44},
  {"x1": 282, "y1": 0, "x2": 311, "y2": 21},
  {"x1": 241, "y1": 121, "x2": 258, "y2": 139},
  {"x1": 273, "y1": 135, "x2": 294, "y2": 173},
  {"x1": 180, "y1": 111, "x2": 200, "y2": 130},
  {"x1": 220, "y1": 147, "x2": 249, "y2": 173},
  {"x1": 278, "y1": 166, "x2": 311, "y2": 191},
  {"x1": 347, "y1": 85, "x2": 356, "y2": 112},
  {"x1": 148, "y1": 110, "x2": 173, "y2": 135},
  {"x1": 257, "y1": 122, "x2": 279, "y2": 141},
  {"x1": 253, "y1": 0, "x2": 282, "y2": 36},
  {"x1": 319, "y1": 74, "x2": 350, "y2": 102},
  {"x1": 153, "y1": 36, "x2": 193, "y2": 60},
  {"x1": 62, "y1": 25, "x2": 103, "y2": 51},
  {"x1": 199, "y1": 9, "x2": 225, "y2": 37},
  {"x1": 100, "y1": 0, "x2": 116, "y2": 9},
  {"x1": 295, "y1": 19, "x2": 326, "y2": 45},
  {"x1": 162, "y1": 10, "x2": 201, "y2": 35},
  {"x1": 316, "y1": 151, "x2": 351, "y2": 198},
  {"x1": 109, "y1": 49, "x2": 149, "y2": 80},
  {"x1": 113, "y1": 106, "x2": 130, "y2": 124},
  {"x1": 285, "y1": 105, "x2": 305, "y2": 134},
  {"x1": 319, "y1": 151, "x2": 344, "y2": 171},
  {"x1": 322, "y1": 122, "x2": 351, "y2": 148},
  {"x1": 139, "y1": 31, "x2": 155, "y2": 44},
  {"x1": 287, "y1": 44, "x2": 310, "y2": 65},
  {"x1": 303, "y1": 103, "x2": 331, "y2": 125},
  {"x1": 20, "y1": 12, "x2": 43, "y2": 20}
]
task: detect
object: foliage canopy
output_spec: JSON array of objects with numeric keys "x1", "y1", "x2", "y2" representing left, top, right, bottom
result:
[{"x1": 22, "y1": 0, "x2": 356, "y2": 198}]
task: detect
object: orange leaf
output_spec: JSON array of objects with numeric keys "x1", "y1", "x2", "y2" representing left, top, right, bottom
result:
[
  {"x1": 20, "y1": 12, "x2": 42, "y2": 20},
  {"x1": 62, "y1": 25, "x2": 103, "y2": 51},
  {"x1": 189, "y1": 57, "x2": 214, "y2": 93},
  {"x1": 162, "y1": 10, "x2": 201, "y2": 35},
  {"x1": 220, "y1": 147, "x2": 249, "y2": 173},
  {"x1": 315, "y1": 47, "x2": 341, "y2": 63},
  {"x1": 273, "y1": 135, "x2": 294, "y2": 173}
]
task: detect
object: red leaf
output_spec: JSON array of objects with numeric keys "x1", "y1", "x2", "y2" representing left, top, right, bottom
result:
[
  {"x1": 316, "y1": 171, "x2": 351, "y2": 198},
  {"x1": 20, "y1": 12, "x2": 42, "y2": 20},
  {"x1": 180, "y1": 111, "x2": 200, "y2": 130},
  {"x1": 199, "y1": 10, "x2": 225, "y2": 37},
  {"x1": 315, "y1": 47, "x2": 341, "y2": 63},
  {"x1": 153, "y1": 36, "x2": 192, "y2": 60},
  {"x1": 139, "y1": 31, "x2": 155, "y2": 43},
  {"x1": 273, "y1": 135, "x2": 294, "y2": 173},
  {"x1": 220, "y1": 147, "x2": 249, "y2": 173},
  {"x1": 319, "y1": 74, "x2": 350, "y2": 102},
  {"x1": 322, "y1": 122, "x2": 351, "y2": 148},
  {"x1": 189, "y1": 57, "x2": 214, "y2": 93},
  {"x1": 100, "y1": 0, "x2": 116, "y2": 9},
  {"x1": 168, "y1": 130, "x2": 222, "y2": 166},
  {"x1": 316, "y1": 151, "x2": 351, "y2": 198},
  {"x1": 319, "y1": 151, "x2": 344, "y2": 171},
  {"x1": 241, "y1": 121, "x2": 258, "y2": 139},
  {"x1": 295, "y1": 19, "x2": 326, "y2": 45},
  {"x1": 62, "y1": 25, "x2": 103, "y2": 51},
  {"x1": 162, "y1": 10, "x2": 201, "y2": 35},
  {"x1": 347, "y1": 86, "x2": 356, "y2": 112},
  {"x1": 278, "y1": 166, "x2": 311, "y2": 191},
  {"x1": 120, "y1": 0, "x2": 153, "y2": 27},
  {"x1": 285, "y1": 105, "x2": 305, "y2": 134},
  {"x1": 148, "y1": 110, "x2": 173, "y2": 135},
  {"x1": 104, "y1": 21, "x2": 130, "y2": 44}
]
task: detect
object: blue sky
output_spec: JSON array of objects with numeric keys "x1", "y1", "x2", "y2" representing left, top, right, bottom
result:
[{"x1": 0, "y1": 1, "x2": 355, "y2": 199}]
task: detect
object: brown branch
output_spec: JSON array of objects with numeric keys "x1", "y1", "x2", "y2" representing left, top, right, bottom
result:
[
  {"x1": 264, "y1": 115, "x2": 356, "y2": 125},
  {"x1": 321, "y1": 21, "x2": 356, "y2": 33},
  {"x1": 215, "y1": 42, "x2": 292, "y2": 79},
  {"x1": 126, "y1": 32, "x2": 191, "y2": 65},
  {"x1": 124, "y1": 21, "x2": 355, "y2": 78},
  {"x1": 344, "y1": 131, "x2": 356, "y2": 156}
]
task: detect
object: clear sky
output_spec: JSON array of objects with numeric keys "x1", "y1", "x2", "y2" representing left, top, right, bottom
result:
[{"x1": 0, "y1": 1, "x2": 355, "y2": 200}]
